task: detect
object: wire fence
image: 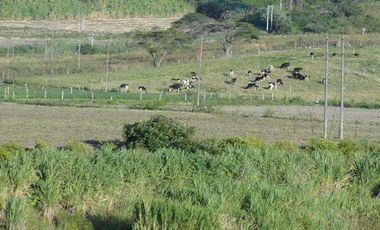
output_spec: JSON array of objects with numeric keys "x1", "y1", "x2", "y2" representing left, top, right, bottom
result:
[{"x1": 0, "y1": 84, "x2": 379, "y2": 144}]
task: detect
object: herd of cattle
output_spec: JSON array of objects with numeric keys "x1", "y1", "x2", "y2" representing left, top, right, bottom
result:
[
  {"x1": 117, "y1": 51, "x2": 360, "y2": 94},
  {"x1": 118, "y1": 62, "x2": 312, "y2": 93}
]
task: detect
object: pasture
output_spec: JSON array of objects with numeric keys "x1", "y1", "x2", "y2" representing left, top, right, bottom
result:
[{"x1": 2, "y1": 33, "x2": 380, "y2": 105}]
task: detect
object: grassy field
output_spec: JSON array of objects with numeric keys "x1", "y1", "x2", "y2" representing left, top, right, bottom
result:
[
  {"x1": 0, "y1": 140, "x2": 379, "y2": 229},
  {"x1": 0, "y1": 30, "x2": 379, "y2": 147},
  {"x1": 2, "y1": 32, "x2": 380, "y2": 108},
  {"x1": 0, "y1": 103, "x2": 379, "y2": 147}
]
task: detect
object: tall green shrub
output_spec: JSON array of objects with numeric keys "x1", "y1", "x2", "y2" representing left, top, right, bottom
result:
[{"x1": 123, "y1": 115, "x2": 194, "y2": 151}]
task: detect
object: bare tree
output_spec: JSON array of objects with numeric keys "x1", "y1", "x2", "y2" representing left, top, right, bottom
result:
[{"x1": 221, "y1": 22, "x2": 259, "y2": 57}]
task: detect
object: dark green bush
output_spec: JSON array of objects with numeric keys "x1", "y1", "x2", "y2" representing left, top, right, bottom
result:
[
  {"x1": 76, "y1": 43, "x2": 97, "y2": 55},
  {"x1": 123, "y1": 115, "x2": 195, "y2": 151}
]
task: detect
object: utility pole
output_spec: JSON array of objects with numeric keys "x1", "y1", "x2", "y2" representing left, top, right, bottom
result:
[
  {"x1": 266, "y1": 5, "x2": 274, "y2": 31},
  {"x1": 266, "y1": 6, "x2": 270, "y2": 31},
  {"x1": 339, "y1": 35, "x2": 345, "y2": 140},
  {"x1": 323, "y1": 36, "x2": 329, "y2": 139},
  {"x1": 270, "y1": 5, "x2": 274, "y2": 31},
  {"x1": 196, "y1": 35, "x2": 204, "y2": 109}
]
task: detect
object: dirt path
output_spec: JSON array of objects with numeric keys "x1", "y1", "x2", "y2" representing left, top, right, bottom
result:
[{"x1": 0, "y1": 103, "x2": 379, "y2": 147}]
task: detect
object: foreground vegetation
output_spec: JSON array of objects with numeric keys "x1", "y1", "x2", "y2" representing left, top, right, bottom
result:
[
  {"x1": 0, "y1": 116, "x2": 379, "y2": 229},
  {"x1": 0, "y1": 140, "x2": 379, "y2": 229}
]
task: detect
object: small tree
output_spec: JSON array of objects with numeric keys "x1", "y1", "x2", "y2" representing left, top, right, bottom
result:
[
  {"x1": 221, "y1": 21, "x2": 259, "y2": 57},
  {"x1": 135, "y1": 29, "x2": 191, "y2": 68}
]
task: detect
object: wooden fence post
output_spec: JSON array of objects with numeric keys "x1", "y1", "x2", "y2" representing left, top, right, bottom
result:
[{"x1": 25, "y1": 84, "x2": 29, "y2": 98}]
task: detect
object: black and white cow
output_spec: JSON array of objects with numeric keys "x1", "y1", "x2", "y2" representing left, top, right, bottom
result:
[
  {"x1": 264, "y1": 82, "x2": 276, "y2": 90},
  {"x1": 119, "y1": 83, "x2": 129, "y2": 93},
  {"x1": 276, "y1": 79, "x2": 283, "y2": 88},
  {"x1": 138, "y1": 86, "x2": 147, "y2": 93},
  {"x1": 242, "y1": 82, "x2": 259, "y2": 90},
  {"x1": 279, "y1": 62, "x2": 290, "y2": 69}
]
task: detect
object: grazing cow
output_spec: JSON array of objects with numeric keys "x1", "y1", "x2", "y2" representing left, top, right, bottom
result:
[
  {"x1": 267, "y1": 65, "x2": 274, "y2": 72},
  {"x1": 251, "y1": 69, "x2": 271, "y2": 84},
  {"x1": 119, "y1": 83, "x2": 129, "y2": 93},
  {"x1": 279, "y1": 62, "x2": 290, "y2": 69},
  {"x1": 288, "y1": 67, "x2": 310, "y2": 81},
  {"x1": 298, "y1": 74, "x2": 310, "y2": 81},
  {"x1": 353, "y1": 52, "x2": 360, "y2": 57},
  {"x1": 293, "y1": 67, "x2": 302, "y2": 72},
  {"x1": 242, "y1": 82, "x2": 259, "y2": 90},
  {"x1": 229, "y1": 69, "x2": 235, "y2": 78},
  {"x1": 276, "y1": 79, "x2": 283, "y2": 88},
  {"x1": 264, "y1": 82, "x2": 276, "y2": 90},
  {"x1": 331, "y1": 53, "x2": 337, "y2": 57},
  {"x1": 181, "y1": 79, "x2": 192, "y2": 89},
  {"x1": 168, "y1": 83, "x2": 183, "y2": 93},
  {"x1": 289, "y1": 67, "x2": 302, "y2": 78},
  {"x1": 191, "y1": 76, "x2": 199, "y2": 82},
  {"x1": 260, "y1": 69, "x2": 271, "y2": 79},
  {"x1": 310, "y1": 52, "x2": 315, "y2": 56},
  {"x1": 3, "y1": 79, "x2": 14, "y2": 84},
  {"x1": 138, "y1": 86, "x2": 147, "y2": 93},
  {"x1": 317, "y1": 78, "x2": 326, "y2": 85}
]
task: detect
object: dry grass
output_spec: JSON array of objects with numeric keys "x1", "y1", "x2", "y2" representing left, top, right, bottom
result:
[
  {"x1": 0, "y1": 103, "x2": 378, "y2": 147},
  {"x1": 0, "y1": 17, "x2": 182, "y2": 33}
]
